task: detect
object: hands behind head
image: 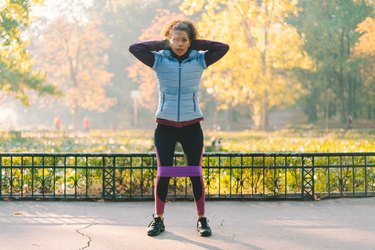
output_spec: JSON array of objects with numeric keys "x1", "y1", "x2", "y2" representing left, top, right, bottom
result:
[{"x1": 162, "y1": 39, "x2": 170, "y2": 49}]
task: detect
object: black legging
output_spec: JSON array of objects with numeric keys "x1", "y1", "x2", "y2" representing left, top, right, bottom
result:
[{"x1": 154, "y1": 122, "x2": 205, "y2": 215}]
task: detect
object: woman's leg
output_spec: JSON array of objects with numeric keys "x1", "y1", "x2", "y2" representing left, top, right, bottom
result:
[
  {"x1": 154, "y1": 124, "x2": 176, "y2": 217},
  {"x1": 179, "y1": 123, "x2": 211, "y2": 236},
  {"x1": 179, "y1": 123, "x2": 205, "y2": 217}
]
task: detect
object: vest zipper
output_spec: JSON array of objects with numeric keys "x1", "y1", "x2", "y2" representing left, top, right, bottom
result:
[
  {"x1": 177, "y1": 61, "x2": 182, "y2": 122},
  {"x1": 193, "y1": 93, "x2": 196, "y2": 111},
  {"x1": 160, "y1": 93, "x2": 165, "y2": 111}
]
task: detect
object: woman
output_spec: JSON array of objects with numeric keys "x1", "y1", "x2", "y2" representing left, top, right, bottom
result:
[{"x1": 129, "y1": 20, "x2": 229, "y2": 237}]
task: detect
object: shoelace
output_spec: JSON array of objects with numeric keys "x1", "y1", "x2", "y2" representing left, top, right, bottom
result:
[
  {"x1": 149, "y1": 219, "x2": 162, "y2": 227},
  {"x1": 198, "y1": 219, "x2": 209, "y2": 228}
]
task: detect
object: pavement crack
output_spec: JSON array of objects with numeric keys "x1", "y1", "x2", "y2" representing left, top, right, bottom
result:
[{"x1": 76, "y1": 223, "x2": 97, "y2": 250}]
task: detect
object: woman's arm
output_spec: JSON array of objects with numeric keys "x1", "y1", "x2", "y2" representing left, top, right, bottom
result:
[
  {"x1": 190, "y1": 40, "x2": 229, "y2": 67},
  {"x1": 129, "y1": 40, "x2": 168, "y2": 67}
]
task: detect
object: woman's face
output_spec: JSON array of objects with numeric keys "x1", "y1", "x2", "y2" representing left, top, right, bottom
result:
[{"x1": 169, "y1": 30, "x2": 191, "y2": 57}]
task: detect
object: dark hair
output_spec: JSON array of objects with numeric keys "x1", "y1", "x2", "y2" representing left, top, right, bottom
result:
[{"x1": 163, "y1": 20, "x2": 198, "y2": 41}]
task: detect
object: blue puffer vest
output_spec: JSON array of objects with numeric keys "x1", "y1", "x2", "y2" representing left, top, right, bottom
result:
[{"x1": 152, "y1": 49, "x2": 207, "y2": 122}]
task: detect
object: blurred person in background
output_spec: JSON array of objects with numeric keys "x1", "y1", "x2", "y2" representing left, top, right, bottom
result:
[
  {"x1": 83, "y1": 116, "x2": 90, "y2": 132},
  {"x1": 54, "y1": 116, "x2": 62, "y2": 131}
]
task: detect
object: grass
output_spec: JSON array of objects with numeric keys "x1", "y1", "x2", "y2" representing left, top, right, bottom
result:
[
  {"x1": 0, "y1": 128, "x2": 374, "y2": 153},
  {"x1": 206, "y1": 128, "x2": 375, "y2": 152}
]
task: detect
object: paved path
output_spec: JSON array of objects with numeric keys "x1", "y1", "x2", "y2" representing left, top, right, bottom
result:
[{"x1": 1, "y1": 198, "x2": 375, "y2": 250}]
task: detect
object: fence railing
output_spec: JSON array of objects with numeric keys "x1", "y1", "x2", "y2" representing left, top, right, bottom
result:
[{"x1": 1, "y1": 152, "x2": 374, "y2": 201}]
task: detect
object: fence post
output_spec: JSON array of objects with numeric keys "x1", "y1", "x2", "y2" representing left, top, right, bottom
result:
[
  {"x1": 103, "y1": 165, "x2": 115, "y2": 199},
  {"x1": 302, "y1": 156, "x2": 315, "y2": 200}
]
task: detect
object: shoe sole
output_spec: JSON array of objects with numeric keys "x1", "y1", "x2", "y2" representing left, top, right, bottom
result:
[
  {"x1": 197, "y1": 229, "x2": 212, "y2": 237},
  {"x1": 147, "y1": 227, "x2": 165, "y2": 236}
]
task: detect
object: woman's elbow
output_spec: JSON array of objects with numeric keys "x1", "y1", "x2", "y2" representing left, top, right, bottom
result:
[
  {"x1": 224, "y1": 43, "x2": 230, "y2": 52},
  {"x1": 129, "y1": 44, "x2": 136, "y2": 54}
]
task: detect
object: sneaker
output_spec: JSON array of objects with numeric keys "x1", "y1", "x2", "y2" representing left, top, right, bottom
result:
[
  {"x1": 197, "y1": 217, "x2": 212, "y2": 237},
  {"x1": 147, "y1": 215, "x2": 165, "y2": 236}
]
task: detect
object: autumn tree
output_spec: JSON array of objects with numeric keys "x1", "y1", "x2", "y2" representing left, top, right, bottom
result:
[
  {"x1": 354, "y1": 17, "x2": 375, "y2": 118},
  {"x1": 180, "y1": 0, "x2": 312, "y2": 129},
  {"x1": 291, "y1": 0, "x2": 373, "y2": 123},
  {"x1": 32, "y1": 16, "x2": 115, "y2": 130},
  {"x1": 89, "y1": 0, "x2": 183, "y2": 127},
  {"x1": 0, "y1": 0, "x2": 56, "y2": 106}
]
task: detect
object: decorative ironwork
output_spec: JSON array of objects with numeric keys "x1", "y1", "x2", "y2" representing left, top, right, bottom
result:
[
  {"x1": 0, "y1": 152, "x2": 374, "y2": 201},
  {"x1": 302, "y1": 156, "x2": 314, "y2": 200},
  {"x1": 103, "y1": 165, "x2": 115, "y2": 199}
]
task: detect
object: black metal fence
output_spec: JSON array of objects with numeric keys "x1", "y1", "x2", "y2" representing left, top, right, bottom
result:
[{"x1": 1, "y1": 152, "x2": 374, "y2": 201}]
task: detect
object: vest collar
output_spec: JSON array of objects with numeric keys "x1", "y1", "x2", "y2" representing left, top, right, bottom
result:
[{"x1": 162, "y1": 49, "x2": 199, "y2": 62}]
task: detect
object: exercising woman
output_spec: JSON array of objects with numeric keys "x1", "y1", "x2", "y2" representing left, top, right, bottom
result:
[{"x1": 129, "y1": 20, "x2": 229, "y2": 237}]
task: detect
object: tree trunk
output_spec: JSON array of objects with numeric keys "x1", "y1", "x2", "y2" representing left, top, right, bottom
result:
[
  {"x1": 71, "y1": 106, "x2": 79, "y2": 131},
  {"x1": 338, "y1": 27, "x2": 351, "y2": 124},
  {"x1": 253, "y1": 102, "x2": 262, "y2": 129},
  {"x1": 307, "y1": 103, "x2": 318, "y2": 123},
  {"x1": 261, "y1": 98, "x2": 268, "y2": 130},
  {"x1": 257, "y1": 2, "x2": 269, "y2": 130},
  {"x1": 306, "y1": 87, "x2": 318, "y2": 123}
]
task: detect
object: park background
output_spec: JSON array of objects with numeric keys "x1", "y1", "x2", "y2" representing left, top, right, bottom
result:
[{"x1": 1, "y1": 0, "x2": 374, "y2": 153}]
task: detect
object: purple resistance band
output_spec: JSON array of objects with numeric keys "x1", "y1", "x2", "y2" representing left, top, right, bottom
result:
[{"x1": 157, "y1": 166, "x2": 203, "y2": 177}]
